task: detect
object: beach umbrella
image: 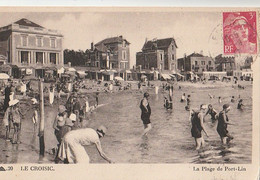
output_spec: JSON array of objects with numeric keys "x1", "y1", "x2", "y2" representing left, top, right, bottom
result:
[{"x1": 0, "y1": 73, "x2": 9, "y2": 79}]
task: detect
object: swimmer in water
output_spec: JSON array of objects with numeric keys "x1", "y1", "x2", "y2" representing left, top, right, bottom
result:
[
  {"x1": 217, "y1": 104, "x2": 234, "y2": 145},
  {"x1": 140, "y1": 92, "x2": 152, "y2": 136},
  {"x1": 205, "y1": 104, "x2": 218, "y2": 123},
  {"x1": 190, "y1": 104, "x2": 209, "y2": 150},
  {"x1": 237, "y1": 99, "x2": 244, "y2": 110}
]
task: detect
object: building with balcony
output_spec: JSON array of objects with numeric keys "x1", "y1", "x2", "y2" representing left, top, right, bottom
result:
[
  {"x1": 215, "y1": 54, "x2": 236, "y2": 76},
  {"x1": 0, "y1": 18, "x2": 63, "y2": 77},
  {"x1": 86, "y1": 35, "x2": 130, "y2": 70},
  {"x1": 177, "y1": 53, "x2": 215, "y2": 79},
  {"x1": 136, "y1": 38, "x2": 177, "y2": 72}
]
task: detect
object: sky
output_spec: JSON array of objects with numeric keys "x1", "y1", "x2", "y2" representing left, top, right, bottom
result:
[{"x1": 0, "y1": 10, "x2": 228, "y2": 67}]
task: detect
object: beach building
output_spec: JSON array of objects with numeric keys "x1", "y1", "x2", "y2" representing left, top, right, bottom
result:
[
  {"x1": 0, "y1": 18, "x2": 63, "y2": 78},
  {"x1": 215, "y1": 54, "x2": 236, "y2": 76},
  {"x1": 177, "y1": 53, "x2": 215, "y2": 80},
  {"x1": 136, "y1": 38, "x2": 177, "y2": 72},
  {"x1": 85, "y1": 35, "x2": 130, "y2": 81}
]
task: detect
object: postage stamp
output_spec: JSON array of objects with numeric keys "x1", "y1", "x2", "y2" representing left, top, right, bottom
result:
[{"x1": 223, "y1": 11, "x2": 257, "y2": 55}]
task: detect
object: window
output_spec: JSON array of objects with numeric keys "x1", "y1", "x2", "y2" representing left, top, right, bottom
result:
[
  {"x1": 50, "y1": 53, "x2": 56, "y2": 64},
  {"x1": 160, "y1": 54, "x2": 163, "y2": 61},
  {"x1": 36, "y1": 37, "x2": 43, "y2": 47},
  {"x1": 208, "y1": 61, "x2": 212, "y2": 65},
  {"x1": 50, "y1": 38, "x2": 56, "y2": 48},
  {"x1": 21, "y1": 35, "x2": 28, "y2": 46},
  {"x1": 172, "y1": 45, "x2": 174, "y2": 51},
  {"x1": 21, "y1": 51, "x2": 29, "y2": 64},
  {"x1": 36, "y1": 52, "x2": 43, "y2": 64},
  {"x1": 172, "y1": 54, "x2": 174, "y2": 60},
  {"x1": 192, "y1": 65, "x2": 195, "y2": 69},
  {"x1": 122, "y1": 51, "x2": 126, "y2": 60},
  {"x1": 195, "y1": 61, "x2": 198, "y2": 65},
  {"x1": 201, "y1": 61, "x2": 205, "y2": 65}
]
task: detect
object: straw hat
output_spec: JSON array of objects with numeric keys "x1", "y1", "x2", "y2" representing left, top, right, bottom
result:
[
  {"x1": 69, "y1": 113, "x2": 77, "y2": 122},
  {"x1": 57, "y1": 116, "x2": 65, "y2": 127},
  {"x1": 9, "y1": 99, "x2": 19, "y2": 106}
]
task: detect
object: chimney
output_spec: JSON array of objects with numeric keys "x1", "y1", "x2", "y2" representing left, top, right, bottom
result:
[
  {"x1": 119, "y1": 35, "x2": 123, "y2": 39},
  {"x1": 91, "y1": 42, "x2": 94, "y2": 51}
]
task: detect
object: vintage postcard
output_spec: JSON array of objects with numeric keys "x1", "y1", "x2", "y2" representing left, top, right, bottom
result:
[{"x1": 0, "y1": 7, "x2": 259, "y2": 180}]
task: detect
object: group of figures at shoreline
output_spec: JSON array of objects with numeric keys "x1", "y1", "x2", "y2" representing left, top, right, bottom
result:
[{"x1": 0, "y1": 77, "x2": 248, "y2": 164}]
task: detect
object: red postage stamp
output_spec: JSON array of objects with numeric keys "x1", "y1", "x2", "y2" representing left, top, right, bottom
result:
[{"x1": 223, "y1": 11, "x2": 257, "y2": 55}]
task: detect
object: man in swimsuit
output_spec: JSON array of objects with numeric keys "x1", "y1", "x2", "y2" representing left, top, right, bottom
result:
[
  {"x1": 217, "y1": 104, "x2": 234, "y2": 145},
  {"x1": 191, "y1": 104, "x2": 209, "y2": 150},
  {"x1": 140, "y1": 92, "x2": 152, "y2": 136}
]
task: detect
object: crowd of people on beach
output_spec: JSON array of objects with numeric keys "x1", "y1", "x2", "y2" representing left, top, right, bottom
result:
[{"x1": 0, "y1": 75, "x2": 249, "y2": 163}]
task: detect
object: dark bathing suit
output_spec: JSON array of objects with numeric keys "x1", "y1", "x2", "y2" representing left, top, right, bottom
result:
[
  {"x1": 140, "y1": 99, "x2": 151, "y2": 125},
  {"x1": 191, "y1": 112, "x2": 202, "y2": 138},
  {"x1": 217, "y1": 111, "x2": 229, "y2": 137}
]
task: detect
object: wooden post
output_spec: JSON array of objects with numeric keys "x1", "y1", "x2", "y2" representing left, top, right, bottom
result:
[{"x1": 38, "y1": 78, "x2": 45, "y2": 156}]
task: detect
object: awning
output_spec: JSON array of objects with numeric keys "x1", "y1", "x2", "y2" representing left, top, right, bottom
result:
[
  {"x1": 114, "y1": 76, "x2": 124, "y2": 81},
  {"x1": 175, "y1": 73, "x2": 184, "y2": 77},
  {"x1": 77, "y1": 71, "x2": 87, "y2": 75},
  {"x1": 0, "y1": 73, "x2": 9, "y2": 79},
  {"x1": 125, "y1": 70, "x2": 131, "y2": 73},
  {"x1": 161, "y1": 74, "x2": 172, "y2": 80},
  {"x1": 68, "y1": 67, "x2": 76, "y2": 72},
  {"x1": 103, "y1": 71, "x2": 114, "y2": 75}
]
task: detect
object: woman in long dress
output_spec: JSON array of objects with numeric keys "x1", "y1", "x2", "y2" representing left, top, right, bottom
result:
[{"x1": 49, "y1": 85, "x2": 55, "y2": 105}]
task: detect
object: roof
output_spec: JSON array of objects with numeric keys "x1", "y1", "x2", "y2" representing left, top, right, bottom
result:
[
  {"x1": 142, "y1": 38, "x2": 178, "y2": 51},
  {"x1": 95, "y1": 36, "x2": 130, "y2": 52},
  {"x1": 215, "y1": 54, "x2": 235, "y2": 64},
  {"x1": 14, "y1": 18, "x2": 43, "y2": 28},
  {"x1": 187, "y1": 53, "x2": 204, "y2": 58}
]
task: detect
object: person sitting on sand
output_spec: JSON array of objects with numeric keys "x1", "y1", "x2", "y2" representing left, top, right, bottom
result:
[
  {"x1": 58, "y1": 125, "x2": 114, "y2": 164},
  {"x1": 237, "y1": 99, "x2": 244, "y2": 110},
  {"x1": 217, "y1": 104, "x2": 234, "y2": 145},
  {"x1": 190, "y1": 104, "x2": 209, "y2": 150}
]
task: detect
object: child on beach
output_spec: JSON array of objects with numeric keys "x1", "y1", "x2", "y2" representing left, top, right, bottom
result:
[{"x1": 180, "y1": 93, "x2": 186, "y2": 102}]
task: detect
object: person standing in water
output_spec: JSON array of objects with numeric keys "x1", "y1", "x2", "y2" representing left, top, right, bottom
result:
[
  {"x1": 217, "y1": 104, "x2": 234, "y2": 145},
  {"x1": 190, "y1": 104, "x2": 209, "y2": 150},
  {"x1": 205, "y1": 104, "x2": 218, "y2": 123},
  {"x1": 185, "y1": 95, "x2": 191, "y2": 111},
  {"x1": 140, "y1": 92, "x2": 152, "y2": 136},
  {"x1": 237, "y1": 99, "x2": 244, "y2": 110}
]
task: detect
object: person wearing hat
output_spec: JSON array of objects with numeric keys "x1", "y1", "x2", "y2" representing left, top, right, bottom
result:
[
  {"x1": 3, "y1": 99, "x2": 24, "y2": 143},
  {"x1": 190, "y1": 104, "x2": 209, "y2": 150},
  {"x1": 217, "y1": 104, "x2": 234, "y2": 145},
  {"x1": 57, "y1": 125, "x2": 114, "y2": 164},
  {"x1": 140, "y1": 92, "x2": 152, "y2": 136},
  {"x1": 205, "y1": 104, "x2": 218, "y2": 123},
  {"x1": 60, "y1": 113, "x2": 77, "y2": 140}
]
